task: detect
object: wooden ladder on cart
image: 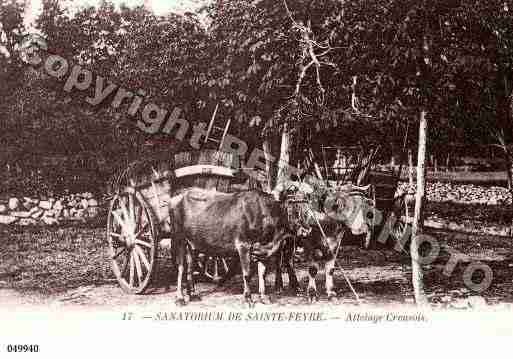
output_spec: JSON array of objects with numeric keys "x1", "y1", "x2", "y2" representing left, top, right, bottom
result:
[{"x1": 204, "y1": 104, "x2": 231, "y2": 150}]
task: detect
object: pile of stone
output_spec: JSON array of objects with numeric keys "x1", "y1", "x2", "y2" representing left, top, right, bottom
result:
[
  {"x1": 0, "y1": 192, "x2": 102, "y2": 226},
  {"x1": 398, "y1": 182, "x2": 512, "y2": 205}
]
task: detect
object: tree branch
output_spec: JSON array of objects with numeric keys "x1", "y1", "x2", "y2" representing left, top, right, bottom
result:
[{"x1": 283, "y1": 0, "x2": 338, "y2": 108}]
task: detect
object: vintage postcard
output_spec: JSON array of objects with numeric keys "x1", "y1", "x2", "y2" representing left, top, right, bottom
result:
[{"x1": 1, "y1": 0, "x2": 513, "y2": 356}]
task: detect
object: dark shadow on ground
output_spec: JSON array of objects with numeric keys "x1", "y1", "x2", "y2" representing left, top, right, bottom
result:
[{"x1": 1, "y1": 224, "x2": 512, "y2": 306}]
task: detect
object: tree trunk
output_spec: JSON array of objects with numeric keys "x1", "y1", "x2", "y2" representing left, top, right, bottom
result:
[
  {"x1": 408, "y1": 149, "x2": 414, "y2": 189},
  {"x1": 389, "y1": 156, "x2": 396, "y2": 168},
  {"x1": 143, "y1": 0, "x2": 153, "y2": 11},
  {"x1": 262, "y1": 140, "x2": 273, "y2": 193},
  {"x1": 504, "y1": 149, "x2": 513, "y2": 236},
  {"x1": 276, "y1": 123, "x2": 291, "y2": 189},
  {"x1": 23, "y1": 0, "x2": 34, "y2": 29},
  {"x1": 508, "y1": 159, "x2": 513, "y2": 237},
  {"x1": 411, "y1": 109, "x2": 429, "y2": 306}
]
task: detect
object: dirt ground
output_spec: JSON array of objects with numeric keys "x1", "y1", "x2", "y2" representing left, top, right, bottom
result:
[{"x1": 1, "y1": 222, "x2": 513, "y2": 311}]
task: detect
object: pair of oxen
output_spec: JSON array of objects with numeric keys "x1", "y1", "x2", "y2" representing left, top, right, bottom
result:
[{"x1": 169, "y1": 180, "x2": 376, "y2": 306}]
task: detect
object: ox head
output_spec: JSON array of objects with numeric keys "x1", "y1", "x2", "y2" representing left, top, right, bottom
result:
[
  {"x1": 322, "y1": 190, "x2": 379, "y2": 249},
  {"x1": 271, "y1": 177, "x2": 315, "y2": 237},
  {"x1": 285, "y1": 200, "x2": 313, "y2": 238}
]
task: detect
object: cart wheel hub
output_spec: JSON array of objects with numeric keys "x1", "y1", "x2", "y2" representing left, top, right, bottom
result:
[{"x1": 125, "y1": 234, "x2": 136, "y2": 248}]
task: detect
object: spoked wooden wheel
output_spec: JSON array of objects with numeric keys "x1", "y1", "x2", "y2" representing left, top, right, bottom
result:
[
  {"x1": 107, "y1": 190, "x2": 157, "y2": 294},
  {"x1": 390, "y1": 194, "x2": 414, "y2": 248},
  {"x1": 197, "y1": 254, "x2": 234, "y2": 283}
]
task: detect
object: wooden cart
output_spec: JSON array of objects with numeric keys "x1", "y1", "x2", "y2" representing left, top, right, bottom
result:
[
  {"x1": 106, "y1": 149, "x2": 263, "y2": 294},
  {"x1": 314, "y1": 144, "x2": 412, "y2": 247}
]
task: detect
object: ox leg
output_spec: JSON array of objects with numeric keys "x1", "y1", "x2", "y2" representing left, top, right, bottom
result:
[
  {"x1": 257, "y1": 261, "x2": 272, "y2": 304},
  {"x1": 364, "y1": 231, "x2": 372, "y2": 250},
  {"x1": 186, "y1": 245, "x2": 201, "y2": 302},
  {"x1": 286, "y1": 246, "x2": 299, "y2": 293},
  {"x1": 236, "y1": 240, "x2": 254, "y2": 308},
  {"x1": 275, "y1": 240, "x2": 299, "y2": 294},
  {"x1": 326, "y1": 233, "x2": 344, "y2": 300},
  {"x1": 274, "y1": 251, "x2": 284, "y2": 293},
  {"x1": 175, "y1": 241, "x2": 186, "y2": 306},
  {"x1": 325, "y1": 258, "x2": 337, "y2": 300},
  {"x1": 307, "y1": 264, "x2": 319, "y2": 303}
]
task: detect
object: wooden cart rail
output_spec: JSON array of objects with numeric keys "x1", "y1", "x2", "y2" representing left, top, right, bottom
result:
[{"x1": 117, "y1": 164, "x2": 236, "y2": 194}]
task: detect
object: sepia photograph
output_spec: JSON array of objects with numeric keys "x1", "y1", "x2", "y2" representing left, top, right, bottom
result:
[{"x1": 1, "y1": 0, "x2": 513, "y2": 355}]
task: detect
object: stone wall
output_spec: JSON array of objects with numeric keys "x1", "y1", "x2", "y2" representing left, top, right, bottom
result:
[
  {"x1": 0, "y1": 181, "x2": 511, "y2": 231},
  {"x1": 0, "y1": 192, "x2": 103, "y2": 226},
  {"x1": 398, "y1": 182, "x2": 512, "y2": 205}
]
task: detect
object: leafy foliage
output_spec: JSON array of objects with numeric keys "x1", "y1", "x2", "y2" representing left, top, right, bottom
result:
[{"x1": 2, "y1": 0, "x2": 513, "y2": 192}]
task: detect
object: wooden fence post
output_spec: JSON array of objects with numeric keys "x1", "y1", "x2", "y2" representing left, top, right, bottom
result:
[{"x1": 408, "y1": 149, "x2": 414, "y2": 190}]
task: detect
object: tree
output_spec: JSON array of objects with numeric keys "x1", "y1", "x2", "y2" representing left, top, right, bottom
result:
[
  {"x1": 332, "y1": 0, "x2": 468, "y2": 305},
  {"x1": 1, "y1": 0, "x2": 26, "y2": 166},
  {"x1": 204, "y1": 0, "x2": 355, "y2": 187}
]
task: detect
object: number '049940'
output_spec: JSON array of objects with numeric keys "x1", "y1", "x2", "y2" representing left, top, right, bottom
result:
[{"x1": 6, "y1": 344, "x2": 39, "y2": 353}]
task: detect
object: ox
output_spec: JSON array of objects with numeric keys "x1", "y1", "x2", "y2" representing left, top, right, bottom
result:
[
  {"x1": 289, "y1": 185, "x2": 376, "y2": 301},
  {"x1": 169, "y1": 188, "x2": 297, "y2": 306}
]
